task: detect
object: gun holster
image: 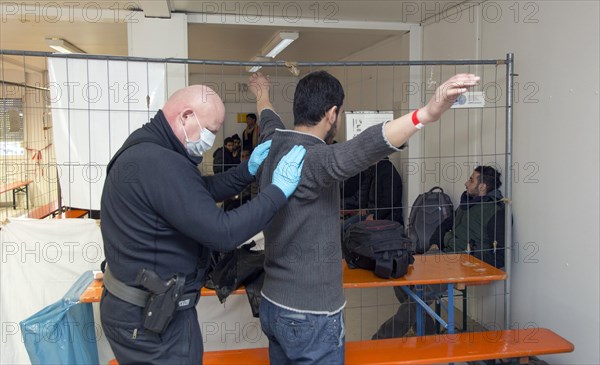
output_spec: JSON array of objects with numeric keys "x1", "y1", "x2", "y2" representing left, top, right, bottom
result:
[
  {"x1": 103, "y1": 265, "x2": 201, "y2": 334},
  {"x1": 135, "y1": 268, "x2": 186, "y2": 334}
]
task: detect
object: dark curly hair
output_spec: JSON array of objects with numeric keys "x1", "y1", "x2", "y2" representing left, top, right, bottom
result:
[{"x1": 474, "y1": 165, "x2": 502, "y2": 193}]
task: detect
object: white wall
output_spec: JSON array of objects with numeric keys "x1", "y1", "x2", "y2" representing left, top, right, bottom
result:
[
  {"x1": 128, "y1": 13, "x2": 188, "y2": 95},
  {"x1": 423, "y1": 1, "x2": 600, "y2": 363},
  {"x1": 330, "y1": 32, "x2": 410, "y2": 138}
]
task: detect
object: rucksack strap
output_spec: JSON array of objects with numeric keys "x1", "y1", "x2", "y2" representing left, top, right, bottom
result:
[
  {"x1": 375, "y1": 251, "x2": 414, "y2": 279},
  {"x1": 374, "y1": 252, "x2": 394, "y2": 279},
  {"x1": 428, "y1": 186, "x2": 444, "y2": 193}
]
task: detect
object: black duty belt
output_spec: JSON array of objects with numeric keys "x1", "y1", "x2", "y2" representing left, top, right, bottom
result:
[{"x1": 103, "y1": 265, "x2": 199, "y2": 311}]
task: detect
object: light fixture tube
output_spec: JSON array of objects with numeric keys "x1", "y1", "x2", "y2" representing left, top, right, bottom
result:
[
  {"x1": 45, "y1": 38, "x2": 85, "y2": 54},
  {"x1": 263, "y1": 31, "x2": 298, "y2": 58}
]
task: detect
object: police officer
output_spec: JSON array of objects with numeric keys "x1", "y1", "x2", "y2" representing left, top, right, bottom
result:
[{"x1": 100, "y1": 84, "x2": 305, "y2": 364}]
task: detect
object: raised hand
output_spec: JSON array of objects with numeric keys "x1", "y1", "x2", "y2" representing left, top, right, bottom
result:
[
  {"x1": 419, "y1": 74, "x2": 480, "y2": 125},
  {"x1": 248, "y1": 72, "x2": 271, "y2": 100}
]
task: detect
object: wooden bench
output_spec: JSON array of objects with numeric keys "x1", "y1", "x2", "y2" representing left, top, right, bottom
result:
[
  {"x1": 91, "y1": 255, "x2": 509, "y2": 364},
  {"x1": 25, "y1": 203, "x2": 89, "y2": 220},
  {"x1": 97, "y1": 259, "x2": 571, "y2": 364},
  {"x1": 204, "y1": 328, "x2": 573, "y2": 365},
  {"x1": 0, "y1": 180, "x2": 33, "y2": 209},
  {"x1": 27, "y1": 201, "x2": 61, "y2": 219},
  {"x1": 108, "y1": 328, "x2": 573, "y2": 365}
]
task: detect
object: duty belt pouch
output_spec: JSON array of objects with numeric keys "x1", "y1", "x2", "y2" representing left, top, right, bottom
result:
[{"x1": 136, "y1": 269, "x2": 186, "y2": 334}]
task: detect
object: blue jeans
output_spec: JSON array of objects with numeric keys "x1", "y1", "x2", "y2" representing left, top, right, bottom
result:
[{"x1": 259, "y1": 299, "x2": 345, "y2": 365}]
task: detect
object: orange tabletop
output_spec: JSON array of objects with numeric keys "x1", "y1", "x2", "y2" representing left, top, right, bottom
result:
[
  {"x1": 1, "y1": 180, "x2": 33, "y2": 210},
  {"x1": 53, "y1": 209, "x2": 90, "y2": 219},
  {"x1": 80, "y1": 277, "x2": 104, "y2": 303},
  {"x1": 79, "y1": 254, "x2": 505, "y2": 303},
  {"x1": 343, "y1": 253, "x2": 506, "y2": 288},
  {"x1": 0, "y1": 180, "x2": 33, "y2": 193}
]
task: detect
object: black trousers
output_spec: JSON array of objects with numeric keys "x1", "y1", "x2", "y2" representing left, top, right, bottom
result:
[{"x1": 100, "y1": 290, "x2": 203, "y2": 365}]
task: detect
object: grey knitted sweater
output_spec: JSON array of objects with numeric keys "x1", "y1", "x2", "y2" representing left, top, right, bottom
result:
[{"x1": 256, "y1": 109, "x2": 400, "y2": 313}]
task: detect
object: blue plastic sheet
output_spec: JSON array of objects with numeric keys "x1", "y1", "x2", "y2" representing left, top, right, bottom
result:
[{"x1": 20, "y1": 271, "x2": 100, "y2": 365}]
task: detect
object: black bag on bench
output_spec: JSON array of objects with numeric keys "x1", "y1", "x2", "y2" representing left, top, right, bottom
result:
[
  {"x1": 204, "y1": 242, "x2": 265, "y2": 317},
  {"x1": 343, "y1": 220, "x2": 414, "y2": 279}
]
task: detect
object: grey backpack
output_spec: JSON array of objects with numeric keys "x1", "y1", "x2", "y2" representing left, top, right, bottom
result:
[{"x1": 408, "y1": 187, "x2": 454, "y2": 254}]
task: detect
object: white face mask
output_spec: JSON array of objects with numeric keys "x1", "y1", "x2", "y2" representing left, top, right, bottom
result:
[{"x1": 181, "y1": 113, "x2": 216, "y2": 157}]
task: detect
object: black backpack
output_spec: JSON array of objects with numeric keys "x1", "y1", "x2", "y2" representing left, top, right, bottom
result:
[
  {"x1": 407, "y1": 186, "x2": 454, "y2": 254},
  {"x1": 342, "y1": 220, "x2": 414, "y2": 279}
]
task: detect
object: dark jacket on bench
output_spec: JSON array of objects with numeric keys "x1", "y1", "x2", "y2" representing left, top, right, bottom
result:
[
  {"x1": 101, "y1": 110, "x2": 287, "y2": 290},
  {"x1": 256, "y1": 109, "x2": 400, "y2": 313},
  {"x1": 342, "y1": 157, "x2": 403, "y2": 224}
]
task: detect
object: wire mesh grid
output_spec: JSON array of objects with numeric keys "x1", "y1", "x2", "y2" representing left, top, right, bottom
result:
[{"x1": 0, "y1": 50, "x2": 512, "y2": 340}]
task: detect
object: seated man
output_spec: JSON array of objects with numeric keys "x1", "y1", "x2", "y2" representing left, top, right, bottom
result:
[
  {"x1": 231, "y1": 133, "x2": 242, "y2": 164},
  {"x1": 212, "y1": 136, "x2": 236, "y2": 173},
  {"x1": 373, "y1": 165, "x2": 505, "y2": 339},
  {"x1": 436, "y1": 165, "x2": 506, "y2": 268}
]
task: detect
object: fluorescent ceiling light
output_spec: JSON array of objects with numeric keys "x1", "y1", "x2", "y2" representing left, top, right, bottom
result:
[
  {"x1": 263, "y1": 31, "x2": 298, "y2": 58},
  {"x1": 246, "y1": 56, "x2": 270, "y2": 73},
  {"x1": 45, "y1": 38, "x2": 85, "y2": 54}
]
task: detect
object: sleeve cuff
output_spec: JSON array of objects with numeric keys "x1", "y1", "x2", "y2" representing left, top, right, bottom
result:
[
  {"x1": 261, "y1": 184, "x2": 288, "y2": 208},
  {"x1": 381, "y1": 120, "x2": 406, "y2": 151}
]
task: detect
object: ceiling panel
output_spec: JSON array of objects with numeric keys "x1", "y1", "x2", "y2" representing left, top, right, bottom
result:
[
  {"x1": 187, "y1": 25, "x2": 405, "y2": 75},
  {"x1": 0, "y1": 18, "x2": 128, "y2": 56},
  {"x1": 187, "y1": 24, "x2": 402, "y2": 62},
  {"x1": 1, "y1": 0, "x2": 421, "y2": 75},
  {"x1": 172, "y1": 0, "x2": 449, "y2": 23}
]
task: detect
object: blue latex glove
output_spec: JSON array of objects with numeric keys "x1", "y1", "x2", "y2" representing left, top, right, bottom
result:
[
  {"x1": 272, "y1": 145, "x2": 306, "y2": 198},
  {"x1": 247, "y1": 140, "x2": 272, "y2": 176}
]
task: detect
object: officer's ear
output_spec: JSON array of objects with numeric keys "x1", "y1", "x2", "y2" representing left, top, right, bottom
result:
[{"x1": 180, "y1": 109, "x2": 195, "y2": 124}]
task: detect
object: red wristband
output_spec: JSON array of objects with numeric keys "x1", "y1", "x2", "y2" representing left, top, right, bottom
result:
[{"x1": 412, "y1": 109, "x2": 425, "y2": 129}]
